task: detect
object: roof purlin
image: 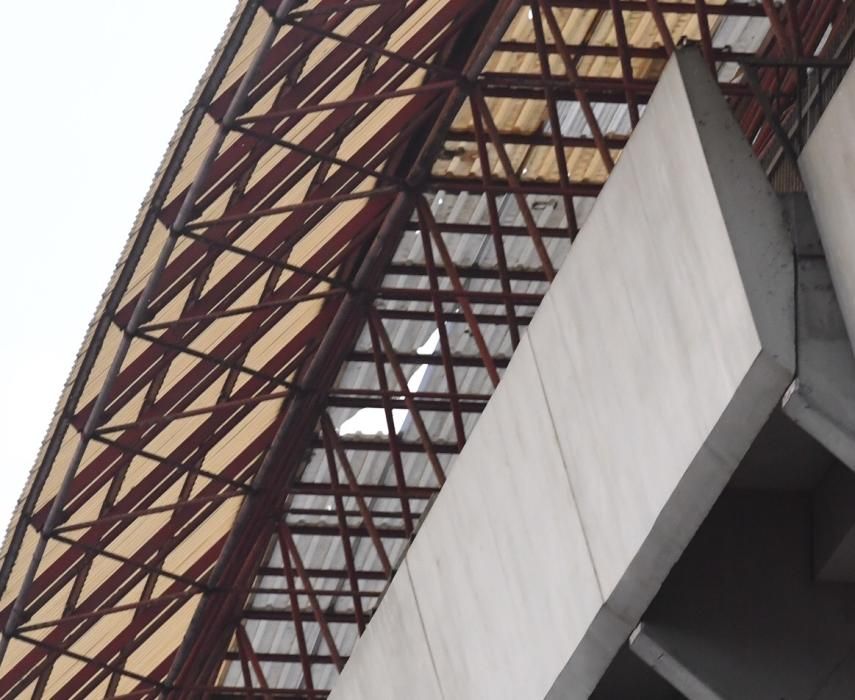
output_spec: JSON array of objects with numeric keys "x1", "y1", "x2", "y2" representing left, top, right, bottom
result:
[
  {"x1": 0, "y1": 0, "x2": 497, "y2": 696},
  {"x1": 0, "y1": 0, "x2": 303, "y2": 685},
  {"x1": 163, "y1": 1, "x2": 521, "y2": 692},
  {"x1": 0, "y1": 0, "x2": 258, "y2": 607},
  {"x1": 1, "y1": 0, "x2": 851, "y2": 697},
  {"x1": 0, "y1": 0, "x2": 382, "y2": 689},
  {"x1": 214, "y1": 2, "x2": 851, "y2": 694}
]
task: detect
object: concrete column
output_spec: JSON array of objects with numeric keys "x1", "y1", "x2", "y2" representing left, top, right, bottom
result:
[
  {"x1": 800, "y1": 61, "x2": 855, "y2": 358},
  {"x1": 329, "y1": 48, "x2": 794, "y2": 700},
  {"x1": 774, "y1": 194, "x2": 855, "y2": 584},
  {"x1": 780, "y1": 194, "x2": 855, "y2": 472}
]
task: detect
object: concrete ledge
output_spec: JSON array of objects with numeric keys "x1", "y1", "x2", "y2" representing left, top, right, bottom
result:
[
  {"x1": 330, "y1": 48, "x2": 794, "y2": 700},
  {"x1": 629, "y1": 623, "x2": 725, "y2": 700}
]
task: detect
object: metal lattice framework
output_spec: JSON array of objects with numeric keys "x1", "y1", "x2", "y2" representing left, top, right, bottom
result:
[{"x1": 0, "y1": 0, "x2": 852, "y2": 697}]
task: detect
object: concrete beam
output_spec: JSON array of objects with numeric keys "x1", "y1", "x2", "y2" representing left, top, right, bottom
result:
[
  {"x1": 590, "y1": 643, "x2": 685, "y2": 699},
  {"x1": 629, "y1": 623, "x2": 724, "y2": 700},
  {"x1": 329, "y1": 48, "x2": 794, "y2": 700},
  {"x1": 772, "y1": 195, "x2": 855, "y2": 583},
  {"x1": 780, "y1": 195, "x2": 855, "y2": 471},
  {"x1": 629, "y1": 492, "x2": 855, "y2": 699},
  {"x1": 540, "y1": 47, "x2": 794, "y2": 698},
  {"x1": 800, "y1": 61, "x2": 855, "y2": 357},
  {"x1": 324, "y1": 562, "x2": 443, "y2": 700}
]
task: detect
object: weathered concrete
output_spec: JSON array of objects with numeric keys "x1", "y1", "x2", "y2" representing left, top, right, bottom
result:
[
  {"x1": 800, "y1": 61, "x2": 855, "y2": 357},
  {"x1": 535, "y1": 52, "x2": 793, "y2": 673},
  {"x1": 329, "y1": 48, "x2": 794, "y2": 700},
  {"x1": 780, "y1": 195, "x2": 855, "y2": 472},
  {"x1": 772, "y1": 194, "x2": 855, "y2": 583},
  {"x1": 630, "y1": 491, "x2": 855, "y2": 699},
  {"x1": 332, "y1": 334, "x2": 607, "y2": 700},
  {"x1": 406, "y1": 335, "x2": 605, "y2": 699}
]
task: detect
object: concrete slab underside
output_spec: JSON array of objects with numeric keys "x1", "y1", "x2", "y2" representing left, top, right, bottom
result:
[
  {"x1": 328, "y1": 49, "x2": 795, "y2": 700},
  {"x1": 632, "y1": 490, "x2": 855, "y2": 699}
]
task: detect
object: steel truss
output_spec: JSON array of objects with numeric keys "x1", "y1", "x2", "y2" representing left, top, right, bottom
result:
[{"x1": 0, "y1": 0, "x2": 851, "y2": 698}]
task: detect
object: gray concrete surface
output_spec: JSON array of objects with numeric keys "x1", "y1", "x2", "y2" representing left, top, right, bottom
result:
[
  {"x1": 631, "y1": 491, "x2": 855, "y2": 699},
  {"x1": 780, "y1": 195, "x2": 855, "y2": 472},
  {"x1": 773, "y1": 194, "x2": 855, "y2": 583},
  {"x1": 328, "y1": 48, "x2": 795, "y2": 700},
  {"x1": 800, "y1": 61, "x2": 855, "y2": 357},
  {"x1": 405, "y1": 335, "x2": 606, "y2": 700},
  {"x1": 542, "y1": 47, "x2": 794, "y2": 699},
  {"x1": 630, "y1": 623, "x2": 724, "y2": 700},
  {"x1": 323, "y1": 562, "x2": 443, "y2": 700}
]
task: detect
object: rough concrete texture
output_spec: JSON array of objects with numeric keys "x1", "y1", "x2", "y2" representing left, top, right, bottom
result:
[
  {"x1": 800, "y1": 60, "x2": 855, "y2": 355},
  {"x1": 329, "y1": 48, "x2": 794, "y2": 700},
  {"x1": 541, "y1": 47, "x2": 794, "y2": 698},
  {"x1": 773, "y1": 194, "x2": 855, "y2": 583},
  {"x1": 780, "y1": 195, "x2": 855, "y2": 472}
]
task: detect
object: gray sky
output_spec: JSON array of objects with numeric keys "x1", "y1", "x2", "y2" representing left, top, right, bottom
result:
[{"x1": 0, "y1": 1, "x2": 238, "y2": 535}]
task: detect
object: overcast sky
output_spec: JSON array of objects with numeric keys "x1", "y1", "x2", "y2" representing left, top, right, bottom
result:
[{"x1": 0, "y1": 2, "x2": 239, "y2": 535}]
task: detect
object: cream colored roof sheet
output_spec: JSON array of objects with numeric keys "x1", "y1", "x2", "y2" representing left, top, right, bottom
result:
[
  {"x1": 0, "y1": 0, "x2": 470, "y2": 694},
  {"x1": 0, "y1": 0, "x2": 793, "y2": 696}
]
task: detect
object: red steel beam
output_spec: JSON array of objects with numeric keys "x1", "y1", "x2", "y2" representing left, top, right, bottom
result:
[
  {"x1": 363, "y1": 321, "x2": 417, "y2": 535},
  {"x1": 417, "y1": 198, "x2": 502, "y2": 386}
]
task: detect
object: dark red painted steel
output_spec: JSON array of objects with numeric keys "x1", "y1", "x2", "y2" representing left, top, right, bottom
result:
[{"x1": 0, "y1": 0, "x2": 851, "y2": 698}]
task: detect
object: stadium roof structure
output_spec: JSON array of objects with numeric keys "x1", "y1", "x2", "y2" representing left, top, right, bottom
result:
[{"x1": 0, "y1": 0, "x2": 852, "y2": 697}]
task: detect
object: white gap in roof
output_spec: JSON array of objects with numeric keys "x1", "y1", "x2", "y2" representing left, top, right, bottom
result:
[{"x1": 337, "y1": 329, "x2": 441, "y2": 436}]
